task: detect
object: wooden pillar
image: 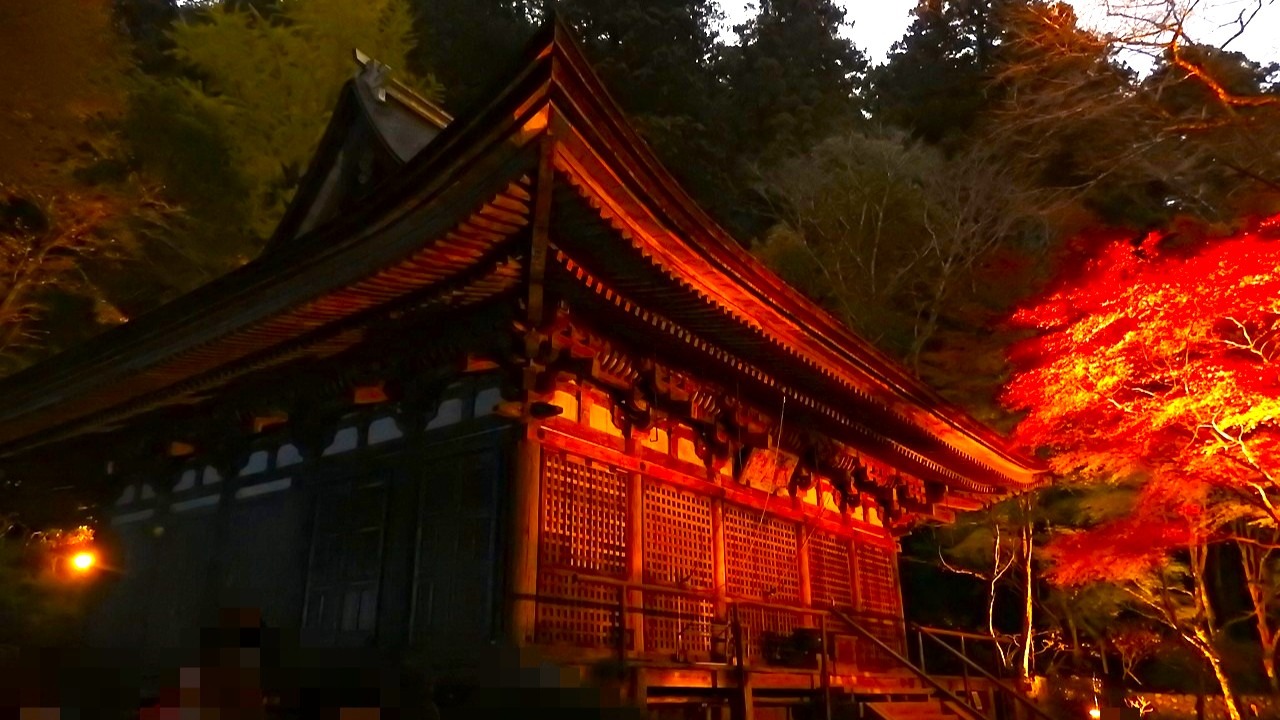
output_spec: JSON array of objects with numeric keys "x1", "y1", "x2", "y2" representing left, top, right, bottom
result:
[
  {"x1": 820, "y1": 613, "x2": 833, "y2": 720},
  {"x1": 798, "y1": 524, "x2": 813, "y2": 608},
  {"x1": 736, "y1": 674, "x2": 755, "y2": 720},
  {"x1": 848, "y1": 534, "x2": 862, "y2": 675},
  {"x1": 506, "y1": 427, "x2": 542, "y2": 647},
  {"x1": 731, "y1": 605, "x2": 755, "y2": 720},
  {"x1": 631, "y1": 670, "x2": 649, "y2": 715},
  {"x1": 712, "y1": 499, "x2": 728, "y2": 612},
  {"x1": 849, "y1": 534, "x2": 862, "y2": 613},
  {"x1": 507, "y1": 124, "x2": 554, "y2": 649},
  {"x1": 626, "y1": 468, "x2": 645, "y2": 658},
  {"x1": 892, "y1": 536, "x2": 908, "y2": 654}
]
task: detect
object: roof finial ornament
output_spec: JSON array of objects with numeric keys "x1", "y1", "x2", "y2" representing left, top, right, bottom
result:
[{"x1": 352, "y1": 47, "x2": 391, "y2": 103}]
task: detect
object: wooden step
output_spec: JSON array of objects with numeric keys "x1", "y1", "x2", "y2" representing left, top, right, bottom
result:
[{"x1": 865, "y1": 699, "x2": 959, "y2": 720}]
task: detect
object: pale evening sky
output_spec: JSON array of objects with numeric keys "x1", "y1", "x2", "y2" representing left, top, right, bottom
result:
[{"x1": 717, "y1": 1, "x2": 1280, "y2": 68}]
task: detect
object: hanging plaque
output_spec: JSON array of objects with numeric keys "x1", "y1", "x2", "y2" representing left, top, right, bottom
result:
[{"x1": 738, "y1": 448, "x2": 799, "y2": 493}]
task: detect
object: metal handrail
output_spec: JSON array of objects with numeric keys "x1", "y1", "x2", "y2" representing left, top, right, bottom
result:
[
  {"x1": 913, "y1": 625, "x2": 1018, "y2": 643},
  {"x1": 826, "y1": 608, "x2": 985, "y2": 720},
  {"x1": 911, "y1": 623, "x2": 1059, "y2": 720}
]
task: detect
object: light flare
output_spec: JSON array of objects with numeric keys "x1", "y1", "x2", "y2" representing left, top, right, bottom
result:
[{"x1": 70, "y1": 551, "x2": 96, "y2": 573}]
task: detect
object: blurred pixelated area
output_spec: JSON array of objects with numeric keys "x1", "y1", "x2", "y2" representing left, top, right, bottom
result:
[{"x1": 1, "y1": 607, "x2": 647, "y2": 720}]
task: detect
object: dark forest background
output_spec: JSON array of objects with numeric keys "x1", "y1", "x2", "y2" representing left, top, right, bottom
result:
[{"x1": 3, "y1": 0, "x2": 1276, "y2": 407}]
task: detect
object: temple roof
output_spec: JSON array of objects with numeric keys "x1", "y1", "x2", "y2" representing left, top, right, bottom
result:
[
  {"x1": 0, "y1": 20, "x2": 1042, "y2": 500},
  {"x1": 269, "y1": 50, "x2": 452, "y2": 247}
]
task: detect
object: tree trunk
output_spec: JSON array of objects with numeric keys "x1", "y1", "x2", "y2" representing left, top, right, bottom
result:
[
  {"x1": 1189, "y1": 545, "x2": 1243, "y2": 720},
  {"x1": 1196, "y1": 637, "x2": 1244, "y2": 720},
  {"x1": 1065, "y1": 610, "x2": 1084, "y2": 669},
  {"x1": 1263, "y1": 646, "x2": 1279, "y2": 696},
  {"x1": 988, "y1": 523, "x2": 1008, "y2": 668},
  {"x1": 1235, "y1": 532, "x2": 1280, "y2": 696},
  {"x1": 1096, "y1": 633, "x2": 1110, "y2": 676},
  {"x1": 1020, "y1": 520, "x2": 1034, "y2": 679}
]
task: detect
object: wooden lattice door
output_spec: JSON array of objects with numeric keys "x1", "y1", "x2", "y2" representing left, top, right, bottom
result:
[
  {"x1": 642, "y1": 480, "x2": 714, "y2": 655},
  {"x1": 807, "y1": 531, "x2": 854, "y2": 611},
  {"x1": 302, "y1": 477, "x2": 388, "y2": 646},
  {"x1": 853, "y1": 540, "x2": 904, "y2": 669},
  {"x1": 722, "y1": 503, "x2": 800, "y2": 602},
  {"x1": 535, "y1": 452, "x2": 628, "y2": 648}
]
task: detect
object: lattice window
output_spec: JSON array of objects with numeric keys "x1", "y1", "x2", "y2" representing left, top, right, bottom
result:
[
  {"x1": 303, "y1": 479, "x2": 387, "y2": 643},
  {"x1": 723, "y1": 504, "x2": 800, "y2": 602},
  {"x1": 540, "y1": 453, "x2": 628, "y2": 577},
  {"x1": 644, "y1": 592, "x2": 714, "y2": 654},
  {"x1": 643, "y1": 482, "x2": 713, "y2": 589},
  {"x1": 535, "y1": 570, "x2": 627, "y2": 649},
  {"x1": 855, "y1": 542, "x2": 900, "y2": 617},
  {"x1": 808, "y1": 532, "x2": 855, "y2": 610},
  {"x1": 736, "y1": 605, "x2": 803, "y2": 662}
]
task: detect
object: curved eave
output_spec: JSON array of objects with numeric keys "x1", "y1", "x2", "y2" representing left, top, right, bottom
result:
[
  {"x1": 548, "y1": 252, "x2": 1004, "y2": 497},
  {"x1": 0, "y1": 33, "x2": 555, "y2": 457},
  {"x1": 532, "y1": 29, "x2": 1039, "y2": 488},
  {"x1": 0, "y1": 152, "x2": 537, "y2": 456}
]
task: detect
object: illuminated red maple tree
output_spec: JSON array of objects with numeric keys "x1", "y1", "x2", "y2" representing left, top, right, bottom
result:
[{"x1": 1001, "y1": 214, "x2": 1280, "y2": 716}]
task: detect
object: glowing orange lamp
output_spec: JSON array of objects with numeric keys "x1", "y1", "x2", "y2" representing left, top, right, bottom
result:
[{"x1": 69, "y1": 550, "x2": 97, "y2": 573}]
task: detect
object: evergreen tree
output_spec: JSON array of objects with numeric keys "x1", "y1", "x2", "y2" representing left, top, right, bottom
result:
[
  {"x1": 408, "y1": 0, "x2": 534, "y2": 112},
  {"x1": 869, "y1": 0, "x2": 1009, "y2": 145},
  {"x1": 554, "y1": 0, "x2": 733, "y2": 226},
  {"x1": 112, "y1": 0, "x2": 180, "y2": 73},
  {"x1": 724, "y1": 0, "x2": 867, "y2": 163}
]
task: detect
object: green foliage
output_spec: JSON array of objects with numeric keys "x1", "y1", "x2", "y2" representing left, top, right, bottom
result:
[
  {"x1": 1, "y1": 0, "x2": 450, "y2": 375},
  {"x1": 113, "y1": 0, "x2": 182, "y2": 73},
  {"x1": 755, "y1": 131, "x2": 945, "y2": 350},
  {"x1": 0, "y1": 532, "x2": 95, "y2": 650},
  {"x1": 139, "y1": 0, "x2": 438, "y2": 244},
  {"x1": 754, "y1": 127, "x2": 1044, "y2": 403},
  {"x1": 123, "y1": 78, "x2": 255, "y2": 274}
]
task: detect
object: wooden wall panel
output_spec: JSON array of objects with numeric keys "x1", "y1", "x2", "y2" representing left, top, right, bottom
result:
[
  {"x1": 807, "y1": 531, "x2": 854, "y2": 611},
  {"x1": 722, "y1": 504, "x2": 800, "y2": 603},
  {"x1": 413, "y1": 450, "x2": 501, "y2": 654},
  {"x1": 641, "y1": 481, "x2": 712, "y2": 589},
  {"x1": 540, "y1": 453, "x2": 627, "y2": 576}
]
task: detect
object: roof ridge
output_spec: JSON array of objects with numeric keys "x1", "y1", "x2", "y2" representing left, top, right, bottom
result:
[{"x1": 353, "y1": 47, "x2": 452, "y2": 130}]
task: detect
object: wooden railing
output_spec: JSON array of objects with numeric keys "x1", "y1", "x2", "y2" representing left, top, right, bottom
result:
[
  {"x1": 521, "y1": 573, "x2": 904, "y2": 671},
  {"x1": 827, "y1": 608, "x2": 988, "y2": 720},
  {"x1": 908, "y1": 623, "x2": 1061, "y2": 720}
]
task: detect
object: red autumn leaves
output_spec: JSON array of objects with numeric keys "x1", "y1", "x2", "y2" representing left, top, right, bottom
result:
[{"x1": 1002, "y1": 214, "x2": 1280, "y2": 584}]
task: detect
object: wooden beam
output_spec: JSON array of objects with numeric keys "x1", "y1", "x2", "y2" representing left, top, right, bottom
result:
[
  {"x1": 797, "y1": 524, "x2": 813, "y2": 608},
  {"x1": 506, "y1": 427, "x2": 543, "y2": 646},
  {"x1": 526, "y1": 132, "x2": 555, "y2": 326},
  {"x1": 626, "y1": 463, "x2": 645, "y2": 658},
  {"x1": 940, "y1": 493, "x2": 986, "y2": 512},
  {"x1": 712, "y1": 499, "x2": 728, "y2": 611}
]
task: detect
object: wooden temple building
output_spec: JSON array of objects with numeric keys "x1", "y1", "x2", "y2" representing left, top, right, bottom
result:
[{"x1": 0, "y1": 22, "x2": 1039, "y2": 720}]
